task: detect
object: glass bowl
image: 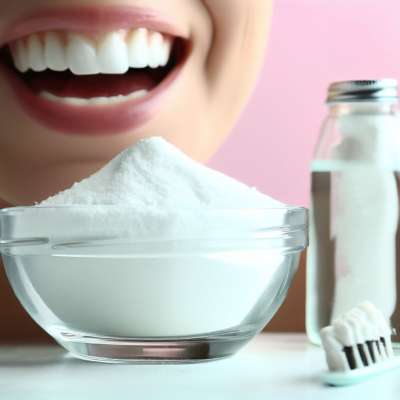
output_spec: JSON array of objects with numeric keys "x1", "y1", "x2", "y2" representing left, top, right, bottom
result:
[{"x1": 0, "y1": 205, "x2": 308, "y2": 363}]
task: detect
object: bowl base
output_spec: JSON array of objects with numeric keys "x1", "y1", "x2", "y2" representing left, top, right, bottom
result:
[{"x1": 58, "y1": 333, "x2": 253, "y2": 364}]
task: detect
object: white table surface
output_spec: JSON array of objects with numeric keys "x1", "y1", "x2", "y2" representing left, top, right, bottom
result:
[{"x1": 0, "y1": 333, "x2": 399, "y2": 400}]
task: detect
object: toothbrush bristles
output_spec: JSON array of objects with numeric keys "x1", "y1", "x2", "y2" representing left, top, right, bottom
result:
[{"x1": 320, "y1": 301, "x2": 394, "y2": 372}]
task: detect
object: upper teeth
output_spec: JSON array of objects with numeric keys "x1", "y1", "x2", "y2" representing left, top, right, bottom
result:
[{"x1": 10, "y1": 28, "x2": 172, "y2": 75}]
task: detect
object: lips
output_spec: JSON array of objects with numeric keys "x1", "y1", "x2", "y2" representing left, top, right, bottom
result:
[{"x1": 0, "y1": 6, "x2": 190, "y2": 136}]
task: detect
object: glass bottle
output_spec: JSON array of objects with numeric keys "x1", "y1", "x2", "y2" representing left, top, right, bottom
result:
[{"x1": 306, "y1": 79, "x2": 400, "y2": 345}]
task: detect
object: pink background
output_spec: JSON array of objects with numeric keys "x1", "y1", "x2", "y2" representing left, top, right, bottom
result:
[{"x1": 209, "y1": 0, "x2": 400, "y2": 206}]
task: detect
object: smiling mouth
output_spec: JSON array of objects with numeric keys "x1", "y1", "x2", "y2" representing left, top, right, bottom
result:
[
  {"x1": 1, "y1": 28, "x2": 185, "y2": 105},
  {"x1": 0, "y1": 7, "x2": 189, "y2": 135}
]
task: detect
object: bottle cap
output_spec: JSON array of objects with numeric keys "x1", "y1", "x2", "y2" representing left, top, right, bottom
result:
[{"x1": 326, "y1": 79, "x2": 398, "y2": 103}]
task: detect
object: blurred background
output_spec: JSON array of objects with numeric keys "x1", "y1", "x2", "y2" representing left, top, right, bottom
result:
[
  {"x1": 209, "y1": 0, "x2": 400, "y2": 331},
  {"x1": 209, "y1": 0, "x2": 400, "y2": 206}
]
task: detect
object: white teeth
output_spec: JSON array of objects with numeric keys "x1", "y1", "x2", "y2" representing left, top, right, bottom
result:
[
  {"x1": 148, "y1": 31, "x2": 164, "y2": 68},
  {"x1": 160, "y1": 39, "x2": 172, "y2": 67},
  {"x1": 10, "y1": 28, "x2": 174, "y2": 75},
  {"x1": 44, "y1": 32, "x2": 67, "y2": 71},
  {"x1": 40, "y1": 89, "x2": 148, "y2": 106},
  {"x1": 67, "y1": 34, "x2": 99, "y2": 75},
  {"x1": 26, "y1": 34, "x2": 46, "y2": 72},
  {"x1": 147, "y1": 32, "x2": 172, "y2": 68},
  {"x1": 97, "y1": 32, "x2": 129, "y2": 74},
  {"x1": 127, "y1": 28, "x2": 149, "y2": 68},
  {"x1": 10, "y1": 40, "x2": 29, "y2": 73}
]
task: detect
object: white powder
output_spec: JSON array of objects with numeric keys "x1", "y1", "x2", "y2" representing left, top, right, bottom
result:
[
  {"x1": 41, "y1": 136, "x2": 281, "y2": 209},
  {"x1": 26, "y1": 137, "x2": 287, "y2": 338},
  {"x1": 329, "y1": 115, "x2": 398, "y2": 321},
  {"x1": 38, "y1": 136, "x2": 283, "y2": 239}
]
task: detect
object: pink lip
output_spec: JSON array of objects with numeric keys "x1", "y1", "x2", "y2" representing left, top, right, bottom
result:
[
  {"x1": 0, "y1": 61, "x2": 185, "y2": 135},
  {"x1": 0, "y1": 6, "x2": 188, "y2": 46},
  {"x1": 0, "y1": 6, "x2": 189, "y2": 136}
]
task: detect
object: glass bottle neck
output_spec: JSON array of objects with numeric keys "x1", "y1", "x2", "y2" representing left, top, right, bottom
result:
[{"x1": 327, "y1": 101, "x2": 398, "y2": 116}]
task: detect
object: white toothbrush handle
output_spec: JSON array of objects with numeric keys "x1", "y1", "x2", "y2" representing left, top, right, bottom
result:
[{"x1": 321, "y1": 357, "x2": 400, "y2": 387}]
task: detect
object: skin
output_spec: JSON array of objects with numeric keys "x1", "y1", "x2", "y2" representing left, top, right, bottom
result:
[{"x1": 0, "y1": 0, "x2": 273, "y2": 205}]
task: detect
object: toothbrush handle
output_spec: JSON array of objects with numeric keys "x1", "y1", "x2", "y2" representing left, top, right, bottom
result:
[{"x1": 321, "y1": 357, "x2": 400, "y2": 387}]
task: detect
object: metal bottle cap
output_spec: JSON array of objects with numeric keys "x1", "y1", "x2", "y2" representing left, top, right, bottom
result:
[{"x1": 326, "y1": 79, "x2": 398, "y2": 103}]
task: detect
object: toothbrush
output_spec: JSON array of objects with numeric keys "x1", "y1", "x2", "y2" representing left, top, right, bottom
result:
[{"x1": 320, "y1": 301, "x2": 400, "y2": 386}]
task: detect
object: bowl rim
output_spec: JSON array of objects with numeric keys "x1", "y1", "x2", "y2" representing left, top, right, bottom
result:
[
  {"x1": 0, "y1": 204, "x2": 307, "y2": 214},
  {"x1": 0, "y1": 205, "x2": 308, "y2": 254}
]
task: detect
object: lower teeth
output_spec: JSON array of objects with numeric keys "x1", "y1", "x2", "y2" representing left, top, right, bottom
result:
[{"x1": 39, "y1": 89, "x2": 148, "y2": 106}]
